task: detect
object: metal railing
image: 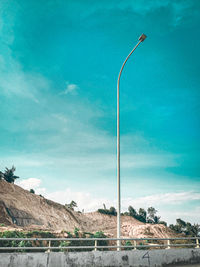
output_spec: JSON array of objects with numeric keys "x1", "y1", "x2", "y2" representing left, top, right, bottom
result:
[{"x1": 0, "y1": 237, "x2": 199, "y2": 252}]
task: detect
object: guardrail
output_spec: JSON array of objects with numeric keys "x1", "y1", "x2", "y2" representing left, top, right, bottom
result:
[{"x1": 0, "y1": 237, "x2": 199, "y2": 252}]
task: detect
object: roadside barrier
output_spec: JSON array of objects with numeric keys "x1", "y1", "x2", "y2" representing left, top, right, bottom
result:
[{"x1": 0, "y1": 237, "x2": 199, "y2": 252}]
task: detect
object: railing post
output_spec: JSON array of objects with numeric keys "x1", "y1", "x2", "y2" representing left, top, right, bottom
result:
[
  {"x1": 196, "y1": 238, "x2": 199, "y2": 249},
  {"x1": 47, "y1": 241, "x2": 51, "y2": 253},
  {"x1": 166, "y1": 239, "x2": 171, "y2": 249},
  {"x1": 133, "y1": 240, "x2": 137, "y2": 250},
  {"x1": 94, "y1": 240, "x2": 97, "y2": 251}
]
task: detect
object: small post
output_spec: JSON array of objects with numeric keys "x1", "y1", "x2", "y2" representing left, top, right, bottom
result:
[
  {"x1": 94, "y1": 240, "x2": 97, "y2": 251},
  {"x1": 166, "y1": 239, "x2": 171, "y2": 249},
  {"x1": 196, "y1": 238, "x2": 199, "y2": 249},
  {"x1": 133, "y1": 240, "x2": 137, "y2": 250},
  {"x1": 47, "y1": 241, "x2": 51, "y2": 253}
]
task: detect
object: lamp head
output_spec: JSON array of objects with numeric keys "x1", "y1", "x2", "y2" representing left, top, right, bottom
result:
[{"x1": 139, "y1": 34, "x2": 147, "y2": 42}]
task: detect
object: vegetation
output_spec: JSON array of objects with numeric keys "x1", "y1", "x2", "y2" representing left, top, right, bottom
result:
[
  {"x1": 65, "y1": 200, "x2": 77, "y2": 210},
  {"x1": 124, "y1": 241, "x2": 132, "y2": 250},
  {"x1": 0, "y1": 229, "x2": 108, "y2": 252},
  {"x1": 29, "y1": 189, "x2": 35, "y2": 194},
  {"x1": 169, "y1": 219, "x2": 200, "y2": 237},
  {"x1": 0, "y1": 166, "x2": 19, "y2": 183},
  {"x1": 98, "y1": 206, "x2": 199, "y2": 237},
  {"x1": 98, "y1": 206, "x2": 117, "y2": 216},
  {"x1": 98, "y1": 205, "x2": 167, "y2": 225},
  {"x1": 0, "y1": 230, "x2": 56, "y2": 252}
]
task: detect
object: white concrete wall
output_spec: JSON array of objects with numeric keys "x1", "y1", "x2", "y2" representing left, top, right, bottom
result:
[{"x1": 0, "y1": 248, "x2": 200, "y2": 267}]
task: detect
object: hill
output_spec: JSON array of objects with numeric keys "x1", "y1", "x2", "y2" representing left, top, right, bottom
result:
[{"x1": 0, "y1": 180, "x2": 173, "y2": 238}]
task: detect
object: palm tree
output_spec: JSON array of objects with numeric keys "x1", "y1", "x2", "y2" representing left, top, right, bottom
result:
[{"x1": 3, "y1": 166, "x2": 19, "y2": 183}]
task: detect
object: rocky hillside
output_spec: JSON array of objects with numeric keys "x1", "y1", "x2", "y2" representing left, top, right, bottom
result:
[{"x1": 0, "y1": 180, "x2": 173, "y2": 238}]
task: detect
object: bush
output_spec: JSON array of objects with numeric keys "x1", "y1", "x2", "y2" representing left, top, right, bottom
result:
[
  {"x1": 0, "y1": 229, "x2": 109, "y2": 252},
  {"x1": 29, "y1": 189, "x2": 35, "y2": 194},
  {"x1": 124, "y1": 241, "x2": 132, "y2": 250},
  {"x1": 98, "y1": 207, "x2": 117, "y2": 216}
]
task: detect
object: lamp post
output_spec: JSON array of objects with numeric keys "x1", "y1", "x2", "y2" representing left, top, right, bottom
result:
[{"x1": 117, "y1": 34, "x2": 147, "y2": 250}]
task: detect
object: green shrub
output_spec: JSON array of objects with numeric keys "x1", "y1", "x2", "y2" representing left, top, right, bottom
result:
[{"x1": 124, "y1": 241, "x2": 132, "y2": 250}]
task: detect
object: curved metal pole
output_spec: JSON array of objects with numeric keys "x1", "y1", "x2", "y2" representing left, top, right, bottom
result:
[{"x1": 117, "y1": 34, "x2": 146, "y2": 251}]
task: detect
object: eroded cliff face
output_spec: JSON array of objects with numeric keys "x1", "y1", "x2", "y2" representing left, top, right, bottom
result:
[
  {"x1": 0, "y1": 180, "x2": 41, "y2": 227},
  {"x1": 2, "y1": 204, "x2": 42, "y2": 226},
  {"x1": 0, "y1": 200, "x2": 13, "y2": 225},
  {"x1": 0, "y1": 180, "x2": 84, "y2": 230}
]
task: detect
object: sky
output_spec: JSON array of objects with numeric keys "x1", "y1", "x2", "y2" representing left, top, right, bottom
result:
[{"x1": 0, "y1": 0, "x2": 200, "y2": 224}]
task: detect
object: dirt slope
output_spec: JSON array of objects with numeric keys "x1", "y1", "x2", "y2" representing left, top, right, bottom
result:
[
  {"x1": 0, "y1": 180, "x2": 173, "y2": 238},
  {"x1": 0, "y1": 179, "x2": 89, "y2": 231}
]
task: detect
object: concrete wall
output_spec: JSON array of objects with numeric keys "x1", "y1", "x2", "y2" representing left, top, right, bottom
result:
[{"x1": 0, "y1": 248, "x2": 200, "y2": 267}]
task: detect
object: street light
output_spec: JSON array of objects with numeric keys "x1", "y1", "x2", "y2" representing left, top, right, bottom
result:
[{"x1": 117, "y1": 34, "x2": 147, "y2": 250}]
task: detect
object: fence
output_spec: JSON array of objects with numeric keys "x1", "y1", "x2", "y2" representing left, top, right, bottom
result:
[{"x1": 0, "y1": 237, "x2": 199, "y2": 252}]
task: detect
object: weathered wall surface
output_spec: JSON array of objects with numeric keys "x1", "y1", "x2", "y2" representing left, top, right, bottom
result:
[{"x1": 0, "y1": 248, "x2": 200, "y2": 267}]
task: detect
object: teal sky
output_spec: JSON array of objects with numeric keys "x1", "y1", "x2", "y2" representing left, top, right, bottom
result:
[{"x1": 0, "y1": 0, "x2": 200, "y2": 224}]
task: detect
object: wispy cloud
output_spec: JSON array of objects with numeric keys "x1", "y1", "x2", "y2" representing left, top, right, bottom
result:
[
  {"x1": 61, "y1": 82, "x2": 79, "y2": 95},
  {"x1": 0, "y1": 7, "x2": 49, "y2": 102},
  {"x1": 0, "y1": 68, "x2": 49, "y2": 103},
  {"x1": 122, "y1": 192, "x2": 200, "y2": 208},
  {"x1": 0, "y1": 151, "x2": 179, "y2": 172},
  {"x1": 121, "y1": 153, "x2": 178, "y2": 169}
]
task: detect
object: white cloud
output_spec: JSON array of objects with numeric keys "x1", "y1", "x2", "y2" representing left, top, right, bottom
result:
[
  {"x1": 17, "y1": 178, "x2": 113, "y2": 211},
  {"x1": 17, "y1": 177, "x2": 41, "y2": 190},
  {"x1": 121, "y1": 192, "x2": 200, "y2": 224},
  {"x1": 16, "y1": 178, "x2": 47, "y2": 195},
  {"x1": 122, "y1": 192, "x2": 200, "y2": 208},
  {"x1": 159, "y1": 206, "x2": 200, "y2": 225},
  {"x1": 46, "y1": 188, "x2": 113, "y2": 212},
  {"x1": 62, "y1": 82, "x2": 78, "y2": 95},
  {"x1": 169, "y1": 206, "x2": 200, "y2": 219}
]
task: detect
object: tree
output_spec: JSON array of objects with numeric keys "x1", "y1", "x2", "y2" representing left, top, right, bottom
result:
[
  {"x1": 153, "y1": 215, "x2": 161, "y2": 224},
  {"x1": 98, "y1": 206, "x2": 117, "y2": 216},
  {"x1": 109, "y1": 207, "x2": 117, "y2": 216},
  {"x1": 138, "y1": 208, "x2": 147, "y2": 223},
  {"x1": 177, "y1": 218, "x2": 186, "y2": 228},
  {"x1": 65, "y1": 200, "x2": 77, "y2": 210},
  {"x1": 147, "y1": 207, "x2": 158, "y2": 223},
  {"x1": 3, "y1": 166, "x2": 19, "y2": 183},
  {"x1": 169, "y1": 223, "x2": 182, "y2": 233},
  {"x1": 128, "y1": 206, "x2": 138, "y2": 218},
  {"x1": 30, "y1": 189, "x2": 35, "y2": 194},
  {"x1": 189, "y1": 224, "x2": 200, "y2": 237},
  {"x1": 159, "y1": 221, "x2": 167, "y2": 226},
  {"x1": 169, "y1": 219, "x2": 199, "y2": 237}
]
